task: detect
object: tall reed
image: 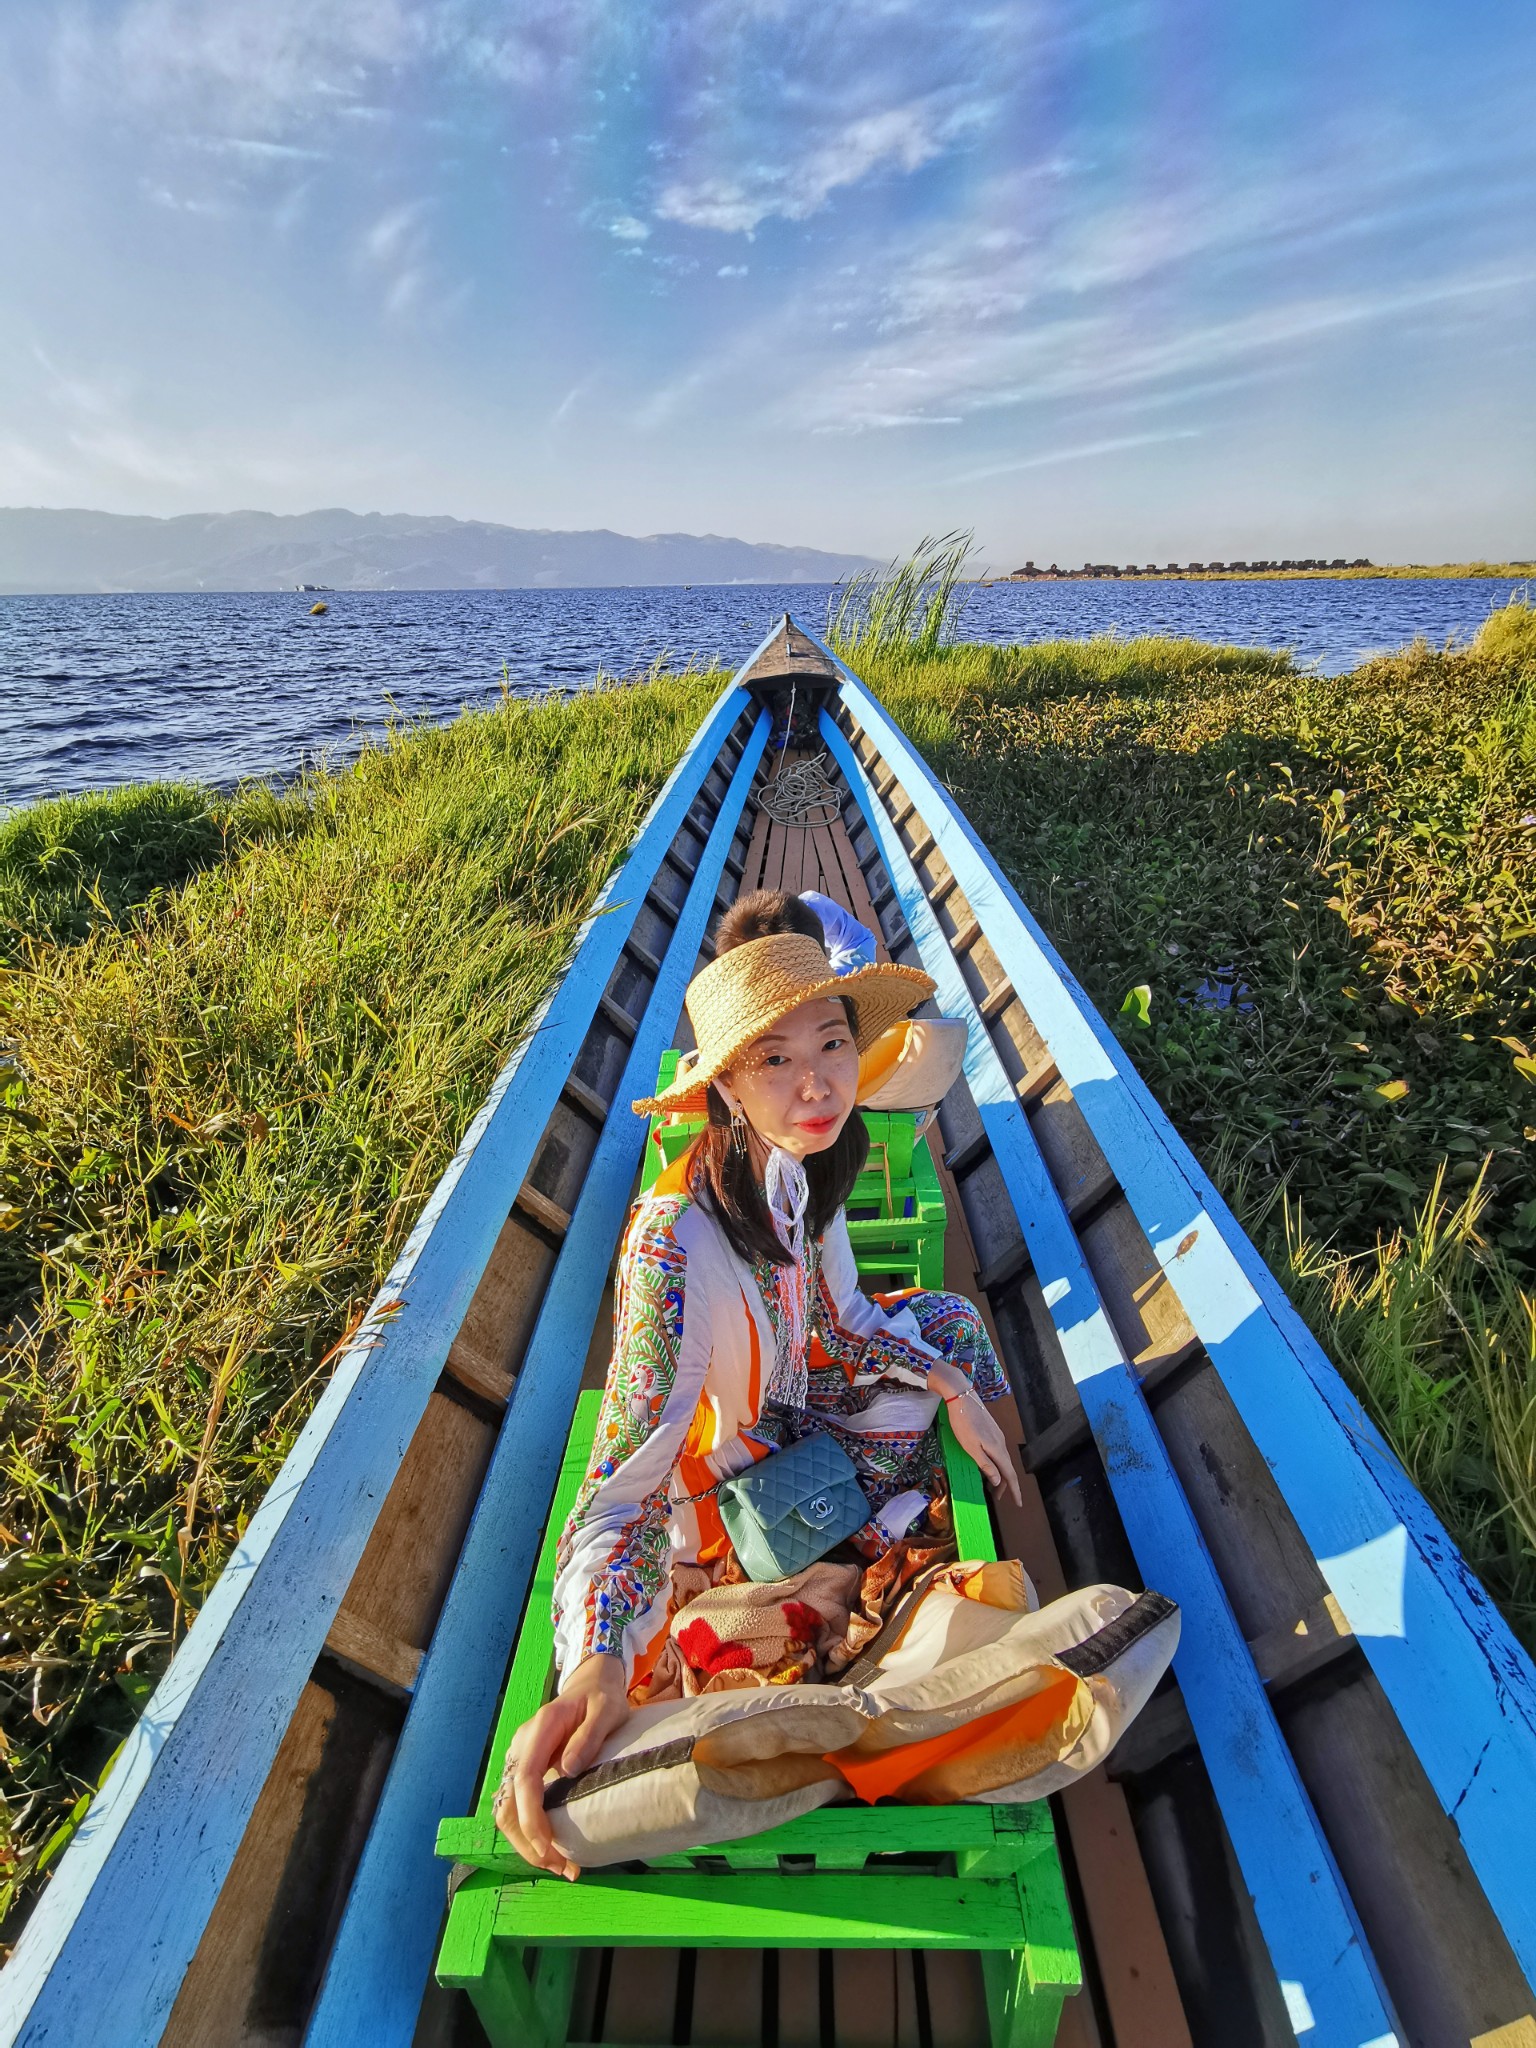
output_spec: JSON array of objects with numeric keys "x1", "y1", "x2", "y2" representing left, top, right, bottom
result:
[
  {"x1": 828, "y1": 529, "x2": 976, "y2": 659},
  {"x1": 1283, "y1": 1171, "x2": 1536, "y2": 1645}
]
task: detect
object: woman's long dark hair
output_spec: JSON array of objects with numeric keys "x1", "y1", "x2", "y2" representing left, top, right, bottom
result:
[{"x1": 686, "y1": 891, "x2": 870, "y2": 1267}]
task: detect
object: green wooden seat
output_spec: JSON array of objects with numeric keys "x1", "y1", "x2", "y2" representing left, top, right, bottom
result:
[
  {"x1": 638, "y1": 1050, "x2": 948, "y2": 1290},
  {"x1": 435, "y1": 1390, "x2": 1081, "y2": 2047}
]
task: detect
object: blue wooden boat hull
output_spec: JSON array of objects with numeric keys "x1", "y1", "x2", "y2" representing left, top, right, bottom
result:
[{"x1": 3, "y1": 615, "x2": 1533, "y2": 2048}]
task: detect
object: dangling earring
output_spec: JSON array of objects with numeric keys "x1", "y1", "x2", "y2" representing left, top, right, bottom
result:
[{"x1": 730, "y1": 1106, "x2": 748, "y2": 1158}]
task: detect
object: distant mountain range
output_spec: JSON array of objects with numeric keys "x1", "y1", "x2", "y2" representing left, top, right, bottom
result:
[{"x1": 0, "y1": 507, "x2": 880, "y2": 593}]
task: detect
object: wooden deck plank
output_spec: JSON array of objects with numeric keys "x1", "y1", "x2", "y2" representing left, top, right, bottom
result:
[
  {"x1": 776, "y1": 811, "x2": 800, "y2": 895},
  {"x1": 923, "y1": 1951, "x2": 993, "y2": 2048},
  {"x1": 742, "y1": 796, "x2": 773, "y2": 896},
  {"x1": 602, "y1": 1947, "x2": 682, "y2": 2043},
  {"x1": 833, "y1": 1949, "x2": 914, "y2": 2048},
  {"x1": 690, "y1": 1947, "x2": 765, "y2": 2046},
  {"x1": 824, "y1": 706, "x2": 1401, "y2": 2047},
  {"x1": 761, "y1": 810, "x2": 787, "y2": 895},
  {"x1": 821, "y1": 813, "x2": 888, "y2": 961},
  {"x1": 809, "y1": 822, "x2": 843, "y2": 903},
  {"x1": 830, "y1": 664, "x2": 1536, "y2": 1985},
  {"x1": 776, "y1": 1950, "x2": 823, "y2": 2048},
  {"x1": 784, "y1": 823, "x2": 810, "y2": 897},
  {"x1": 773, "y1": 816, "x2": 796, "y2": 896}
]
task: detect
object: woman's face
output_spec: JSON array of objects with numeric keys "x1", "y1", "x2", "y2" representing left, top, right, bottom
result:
[{"x1": 717, "y1": 996, "x2": 859, "y2": 1161}]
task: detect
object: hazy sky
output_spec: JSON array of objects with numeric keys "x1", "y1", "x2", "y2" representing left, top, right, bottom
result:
[{"x1": 3, "y1": 1, "x2": 1533, "y2": 567}]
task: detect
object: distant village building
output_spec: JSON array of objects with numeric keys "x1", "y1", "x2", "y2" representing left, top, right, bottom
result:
[{"x1": 1002, "y1": 554, "x2": 1375, "y2": 580}]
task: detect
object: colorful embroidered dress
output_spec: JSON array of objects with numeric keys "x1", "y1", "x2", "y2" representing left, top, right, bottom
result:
[{"x1": 551, "y1": 1148, "x2": 1006, "y2": 1691}]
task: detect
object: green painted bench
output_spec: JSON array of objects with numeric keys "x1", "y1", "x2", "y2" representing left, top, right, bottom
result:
[
  {"x1": 639, "y1": 1048, "x2": 949, "y2": 1291},
  {"x1": 435, "y1": 1390, "x2": 1081, "y2": 2046}
]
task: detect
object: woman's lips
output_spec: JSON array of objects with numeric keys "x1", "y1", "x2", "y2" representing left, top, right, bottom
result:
[{"x1": 798, "y1": 1116, "x2": 838, "y2": 1134}]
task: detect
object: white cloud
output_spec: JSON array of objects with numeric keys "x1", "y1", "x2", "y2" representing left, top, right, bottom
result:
[
  {"x1": 142, "y1": 181, "x2": 228, "y2": 216},
  {"x1": 733, "y1": 141, "x2": 1536, "y2": 433},
  {"x1": 19, "y1": 341, "x2": 416, "y2": 504},
  {"x1": 656, "y1": 98, "x2": 973, "y2": 235},
  {"x1": 550, "y1": 380, "x2": 590, "y2": 427},
  {"x1": 354, "y1": 198, "x2": 464, "y2": 325},
  {"x1": 362, "y1": 199, "x2": 430, "y2": 267},
  {"x1": 717, "y1": 264, "x2": 748, "y2": 278},
  {"x1": 609, "y1": 215, "x2": 651, "y2": 243},
  {"x1": 812, "y1": 413, "x2": 963, "y2": 435},
  {"x1": 948, "y1": 430, "x2": 1204, "y2": 484},
  {"x1": 58, "y1": 0, "x2": 425, "y2": 132},
  {"x1": 193, "y1": 135, "x2": 330, "y2": 162}
]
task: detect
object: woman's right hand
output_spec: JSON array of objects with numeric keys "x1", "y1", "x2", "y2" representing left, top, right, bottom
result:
[{"x1": 494, "y1": 1651, "x2": 631, "y2": 1879}]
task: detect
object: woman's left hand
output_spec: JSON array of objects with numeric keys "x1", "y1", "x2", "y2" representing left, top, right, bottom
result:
[{"x1": 933, "y1": 1374, "x2": 1023, "y2": 1506}]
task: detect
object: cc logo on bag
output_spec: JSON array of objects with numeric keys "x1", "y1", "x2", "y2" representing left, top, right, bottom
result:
[{"x1": 806, "y1": 1495, "x2": 834, "y2": 1522}]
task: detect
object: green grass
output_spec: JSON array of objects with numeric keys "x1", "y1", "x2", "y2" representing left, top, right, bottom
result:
[
  {"x1": 1283, "y1": 1169, "x2": 1536, "y2": 1637},
  {"x1": 0, "y1": 669, "x2": 724, "y2": 1934},
  {"x1": 0, "y1": 783, "x2": 235, "y2": 950},
  {"x1": 840, "y1": 595, "x2": 1536, "y2": 1651}
]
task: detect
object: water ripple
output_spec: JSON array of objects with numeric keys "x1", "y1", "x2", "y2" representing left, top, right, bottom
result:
[{"x1": 2, "y1": 578, "x2": 1525, "y2": 810}]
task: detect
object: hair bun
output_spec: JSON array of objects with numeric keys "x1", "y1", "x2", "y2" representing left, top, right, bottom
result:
[{"x1": 714, "y1": 889, "x2": 826, "y2": 956}]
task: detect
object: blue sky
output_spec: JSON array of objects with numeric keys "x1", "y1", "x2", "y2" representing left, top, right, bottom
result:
[{"x1": 2, "y1": 0, "x2": 1533, "y2": 566}]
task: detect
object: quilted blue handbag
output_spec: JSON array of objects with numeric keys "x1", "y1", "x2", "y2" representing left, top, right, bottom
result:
[{"x1": 716, "y1": 1429, "x2": 870, "y2": 1582}]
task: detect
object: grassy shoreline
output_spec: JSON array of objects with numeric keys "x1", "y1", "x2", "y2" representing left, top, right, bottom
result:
[
  {"x1": 3, "y1": 606, "x2": 1533, "y2": 1940},
  {"x1": 983, "y1": 561, "x2": 1534, "y2": 582}
]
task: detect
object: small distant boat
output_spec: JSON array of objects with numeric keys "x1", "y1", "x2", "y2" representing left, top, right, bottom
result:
[{"x1": 5, "y1": 616, "x2": 1535, "y2": 2048}]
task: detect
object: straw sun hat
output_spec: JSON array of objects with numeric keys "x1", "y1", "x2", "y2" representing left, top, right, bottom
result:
[{"x1": 631, "y1": 931, "x2": 936, "y2": 1119}]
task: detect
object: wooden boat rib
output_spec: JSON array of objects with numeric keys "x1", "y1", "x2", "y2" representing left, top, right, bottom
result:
[{"x1": 4, "y1": 616, "x2": 1535, "y2": 2048}]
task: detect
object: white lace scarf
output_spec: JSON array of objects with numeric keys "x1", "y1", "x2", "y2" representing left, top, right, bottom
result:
[{"x1": 762, "y1": 1145, "x2": 811, "y2": 1409}]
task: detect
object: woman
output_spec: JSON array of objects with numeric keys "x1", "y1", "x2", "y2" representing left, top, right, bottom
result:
[{"x1": 504, "y1": 890, "x2": 1021, "y2": 1877}]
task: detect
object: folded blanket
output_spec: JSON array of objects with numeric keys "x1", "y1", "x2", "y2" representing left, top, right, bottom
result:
[
  {"x1": 633, "y1": 1516, "x2": 986, "y2": 1703},
  {"x1": 510, "y1": 1577, "x2": 1181, "y2": 1867},
  {"x1": 649, "y1": 1558, "x2": 862, "y2": 1697}
]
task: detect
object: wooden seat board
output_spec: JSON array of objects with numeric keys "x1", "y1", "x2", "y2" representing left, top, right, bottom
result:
[{"x1": 489, "y1": 1872, "x2": 1036, "y2": 1951}]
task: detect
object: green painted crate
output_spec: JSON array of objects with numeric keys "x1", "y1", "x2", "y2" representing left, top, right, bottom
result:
[
  {"x1": 638, "y1": 1049, "x2": 949, "y2": 1291},
  {"x1": 435, "y1": 1390, "x2": 1081, "y2": 2047}
]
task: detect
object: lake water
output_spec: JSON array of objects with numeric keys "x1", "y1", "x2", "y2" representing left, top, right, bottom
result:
[{"x1": 3, "y1": 575, "x2": 1527, "y2": 810}]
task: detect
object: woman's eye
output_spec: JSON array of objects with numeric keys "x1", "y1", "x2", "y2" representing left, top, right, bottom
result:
[{"x1": 822, "y1": 1037, "x2": 847, "y2": 1052}]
